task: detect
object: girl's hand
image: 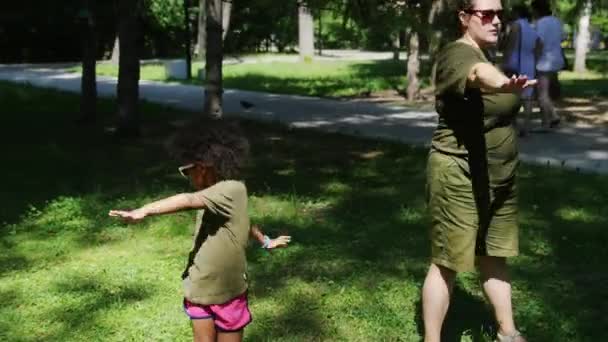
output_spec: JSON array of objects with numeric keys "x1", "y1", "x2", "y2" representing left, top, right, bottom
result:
[
  {"x1": 501, "y1": 74, "x2": 537, "y2": 92},
  {"x1": 266, "y1": 235, "x2": 291, "y2": 249},
  {"x1": 108, "y1": 209, "x2": 147, "y2": 223}
]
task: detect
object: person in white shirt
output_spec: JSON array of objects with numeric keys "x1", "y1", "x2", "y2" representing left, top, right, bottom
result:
[{"x1": 532, "y1": 0, "x2": 563, "y2": 130}]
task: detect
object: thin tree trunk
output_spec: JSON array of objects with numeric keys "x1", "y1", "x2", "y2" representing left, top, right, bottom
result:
[
  {"x1": 574, "y1": 0, "x2": 592, "y2": 73},
  {"x1": 407, "y1": 32, "x2": 420, "y2": 101},
  {"x1": 222, "y1": 0, "x2": 232, "y2": 40},
  {"x1": 80, "y1": 0, "x2": 97, "y2": 123},
  {"x1": 317, "y1": 9, "x2": 323, "y2": 56},
  {"x1": 298, "y1": 2, "x2": 314, "y2": 62},
  {"x1": 203, "y1": 0, "x2": 223, "y2": 118},
  {"x1": 196, "y1": 0, "x2": 229, "y2": 79},
  {"x1": 110, "y1": 36, "x2": 119, "y2": 64},
  {"x1": 427, "y1": 0, "x2": 447, "y2": 88},
  {"x1": 184, "y1": 0, "x2": 192, "y2": 79},
  {"x1": 196, "y1": 0, "x2": 206, "y2": 60},
  {"x1": 392, "y1": 32, "x2": 400, "y2": 60},
  {"x1": 116, "y1": 0, "x2": 141, "y2": 136}
]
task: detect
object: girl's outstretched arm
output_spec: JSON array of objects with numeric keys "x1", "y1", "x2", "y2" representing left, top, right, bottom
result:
[
  {"x1": 109, "y1": 193, "x2": 206, "y2": 223},
  {"x1": 250, "y1": 224, "x2": 291, "y2": 249}
]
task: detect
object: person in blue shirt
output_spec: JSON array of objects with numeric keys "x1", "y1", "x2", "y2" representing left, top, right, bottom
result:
[
  {"x1": 532, "y1": 0, "x2": 563, "y2": 130},
  {"x1": 502, "y1": 4, "x2": 542, "y2": 136}
]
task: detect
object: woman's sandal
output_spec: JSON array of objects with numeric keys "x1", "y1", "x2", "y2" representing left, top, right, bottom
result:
[{"x1": 496, "y1": 330, "x2": 527, "y2": 342}]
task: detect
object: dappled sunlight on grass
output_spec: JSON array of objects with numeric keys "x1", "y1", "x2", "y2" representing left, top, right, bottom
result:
[
  {"x1": 321, "y1": 180, "x2": 351, "y2": 194},
  {"x1": 555, "y1": 206, "x2": 605, "y2": 223},
  {"x1": 86, "y1": 60, "x2": 418, "y2": 98}
]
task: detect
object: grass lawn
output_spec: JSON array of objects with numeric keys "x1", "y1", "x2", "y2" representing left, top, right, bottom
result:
[
  {"x1": 76, "y1": 50, "x2": 608, "y2": 99},
  {"x1": 1, "y1": 81, "x2": 608, "y2": 341},
  {"x1": 84, "y1": 59, "x2": 428, "y2": 98}
]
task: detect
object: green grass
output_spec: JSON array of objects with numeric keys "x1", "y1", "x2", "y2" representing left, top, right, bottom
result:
[
  {"x1": 560, "y1": 49, "x2": 608, "y2": 97},
  {"x1": 86, "y1": 59, "x2": 428, "y2": 98},
  {"x1": 1, "y1": 81, "x2": 608, "y2": 341}
]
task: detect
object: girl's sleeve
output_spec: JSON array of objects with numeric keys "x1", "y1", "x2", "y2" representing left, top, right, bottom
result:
[{"x1": 195, "y1": 181, "x2": 243, "y2": 218}]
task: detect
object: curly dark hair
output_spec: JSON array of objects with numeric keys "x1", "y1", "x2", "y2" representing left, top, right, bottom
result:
[{"x1": 166, "y1": 118, "x2": 250, "y2": 180}]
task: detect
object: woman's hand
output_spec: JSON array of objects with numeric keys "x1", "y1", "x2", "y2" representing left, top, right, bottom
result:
[
  {"x1": 108, "y1": 209, "x2": 147, "y2": 223},
  {"x1": 500, "y1": 74, "x2": 537, "y2": 93}
]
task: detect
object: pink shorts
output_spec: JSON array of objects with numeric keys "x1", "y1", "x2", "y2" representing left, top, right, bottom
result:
[{"x1": 183, "y1": 292, "x2": 252, "y2": 332}]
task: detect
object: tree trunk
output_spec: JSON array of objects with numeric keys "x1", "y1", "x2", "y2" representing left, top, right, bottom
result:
[
  {"x1": 392, "y1": 32, "x2": 400, "y2": 61},
  {"x1": 426, "y1": 0, "x2": 447, "y2": 88},
  {"x1": 203, "y1": 0, "x2": 223, "y2": 118},
  {"x1": 574, "y1": 0, "x2": 592, "y2": 73},
  {"x1": 79, "y1": 0, "x2": 97, "y2": 123},
  {"x1": 196, "y1": 0, "x2": 230, "y2": 60},
  {"x1": 222, "y1": 0, "x2": 232, "y2": 40},
  {"x1": 196, "y1": 0, "x2": 206, "y2": 59},
  {"x1": 317, "y1": 9, "x2": 323, "y2": 56},
  {"x1": 298, "y1": 2, "x2": 314, "y2": 62},
  {"x1": 184, "y1": 0, "x2": 192, "y2": 79},
  {"x1": 116, "y1": 0, "x2": 141, "y2": 137},
  {"x1": 406, "y1": 32, "x2": 420, "y2": 101},
  {"x1": 110, "y1": 36, "x2": 119, "y2": 64}
]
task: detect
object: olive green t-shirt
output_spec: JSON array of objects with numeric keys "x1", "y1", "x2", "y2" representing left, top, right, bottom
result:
[
  {"x1": 432, "y1": 42, "x2": 521, "y2": 186},
  {"x1": 182, "y1": 180, "x2": 250, "y2": 305}
]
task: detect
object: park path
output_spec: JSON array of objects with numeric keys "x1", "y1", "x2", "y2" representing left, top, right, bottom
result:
[{"x1": 1, "y1": 63, "x2": 607, "y2": 174}]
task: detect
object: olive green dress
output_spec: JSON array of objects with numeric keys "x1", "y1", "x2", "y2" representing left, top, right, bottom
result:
[{"x1": 427, "y1": 41, "x2": 522, "y2": 272}]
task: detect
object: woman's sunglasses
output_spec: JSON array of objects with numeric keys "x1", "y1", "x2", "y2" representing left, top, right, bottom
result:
[{"x1": 465, "y1": 9, "x2": 503, "y2": 22}]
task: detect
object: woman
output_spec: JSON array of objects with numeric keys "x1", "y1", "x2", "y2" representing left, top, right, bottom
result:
[
  {"x1": 421, "y1": 1, "x2": 534, "y2": 342},
  {"x1": 502, "y1": 4, "x2": 542, "y2": 136}
]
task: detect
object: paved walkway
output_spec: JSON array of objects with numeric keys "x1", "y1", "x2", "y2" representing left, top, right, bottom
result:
[{"x1": 1, "y1": 64, "x2": 607, "y2": 174}]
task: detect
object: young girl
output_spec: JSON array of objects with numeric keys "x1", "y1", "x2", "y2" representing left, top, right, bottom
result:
[{"x1": 109, "y1": 119, "x2": 291, "y2": 342}]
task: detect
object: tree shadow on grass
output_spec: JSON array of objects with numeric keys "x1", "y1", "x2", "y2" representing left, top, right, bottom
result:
[
  {"x1": 557, "y1": 96, "x2": 608, "y2": 125},
  {"x1": 585, "y1": 57, "x2": 608, "y2": 74},
  {"x1": 0, "y1": 237, "x2": 30, "y2": 277},
  {"x1": 0, "y1": 288, "x2": 21, "y2": 341},
  {"x1": 561, "y1": 79, "x2": 608, "y2": 98},
  {"x1": 3, "y1": 82, "x2": 608, "y2": 340},
  {"x1": 44, "y1": 276, "x2": 152, "y2": 341},
  {"x1": 247, "y1": 290, "x2": 329, "y2": 341},
  {"x1": 513, "y1": 166, "x2": 608, "y2": 341},
  {"x1": 414, "y1": 284, "x2": 495, "y2": 342}
]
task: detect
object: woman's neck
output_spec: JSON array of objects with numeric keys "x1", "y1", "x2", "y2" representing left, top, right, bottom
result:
[{"x1": 457, "y1": 33, "x2": 482, "y2": 49}]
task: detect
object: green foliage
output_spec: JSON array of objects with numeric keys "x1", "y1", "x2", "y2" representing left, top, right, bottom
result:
[
  {"x1": 225, "y1": 0, "x2": 299, "y2": 53},
  {"x1": 591, "y1": 8, "x2": 608, "y2": 34},
  {"x1": 315, "y1": 9, "x2": 363, "y2": 49},
  {"x1": 145, "y1": 0, "x2": 185, "y2": 30}
]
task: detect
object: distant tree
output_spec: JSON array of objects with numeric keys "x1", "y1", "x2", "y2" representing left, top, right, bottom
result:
[
  {"x1": 574, "y1": 0, "x2": 593, "y2": 72},
  {"x1": 196, "y1": 0, "x2": 231, "y2": 59},
  {"x1": 196, "y1": 0, "x2": 207, "y2": 59},
  {"x1": 116, "y1": 0, "x2": 142, "y2": 137},
  {"x1": 78, "y1": 0, "x2": 98, "y2": 123},
  {"x1": 184, "y1": 0, "x2": 193, "y2": 79},
  {"x1": 203, "y1": 0, "x2": 224, "y2": 118},
  {"x1": 298, "y1": 1, "x2": 315, "y2": 61}
]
